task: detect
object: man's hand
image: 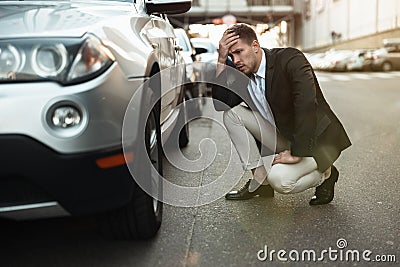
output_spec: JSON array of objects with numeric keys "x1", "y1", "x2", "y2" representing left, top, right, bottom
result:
[
  {"x1": 216, "y1": 30, "x2": 239, "y2": 76},
  {"x1": 272, "y1": 150, "x2": 302, "y2": 165},
  {"x1": 218, "y1": 30, "x2": 239, "y2": 63}
]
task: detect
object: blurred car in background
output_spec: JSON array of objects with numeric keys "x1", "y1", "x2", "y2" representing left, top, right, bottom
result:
[
  {"x1": 305, "y1": 52, "x2": 327, "y2": 70},
  {"x1": 306, "y1": 49, "x2": 395, "y2": 72},
  {"x1": 0, "y1": 0, "x2": 191, "y2": 240},
  {"x1": 191, "y1": 37, "x2": 218, "y2": 65},
  {"x1": 174, "y1": 28, "x2": 197, "y2": 86},
  {"x1": 383, "y1": 38, "x2": 400, "y2": 51},
  {"x1": 346, "y1": 50, "x2": 374, "y2": 71},
  {"x1": 190, "y1": 37, "x2": 218, "y2": 96},
  {"x1": 369, "y1": 47, "x2": 400, "y2": 71},
  {"x1": 322, "y1": 50, "x2": 354, "y2": 71},
  {"x1": 174, "y1": 28, "x2": 203, "y2": 116}
]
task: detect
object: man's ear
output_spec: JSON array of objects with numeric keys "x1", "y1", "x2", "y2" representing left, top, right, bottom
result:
[{"x1": 252, "y1": 40, "x2": 261, "y2": 52}]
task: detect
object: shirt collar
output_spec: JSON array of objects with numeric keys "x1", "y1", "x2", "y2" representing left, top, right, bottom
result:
[{"x1": 255, "y1": 49, "x2": 266, "y2": 79}]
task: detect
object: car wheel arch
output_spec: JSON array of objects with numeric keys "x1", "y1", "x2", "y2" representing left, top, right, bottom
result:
[{"x1": 95, "y1": 61, "x2": 164, "y2": 240}]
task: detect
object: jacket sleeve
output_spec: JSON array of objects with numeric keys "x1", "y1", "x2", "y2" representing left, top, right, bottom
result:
[
  {"x1": 211, "y1": 61, "x2": 246, "y2": 111},
  {"x1": 284, "y1": 48, "x2": 317, "y2": 156}
]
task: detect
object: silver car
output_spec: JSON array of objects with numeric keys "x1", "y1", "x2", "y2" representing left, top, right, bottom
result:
[{"x1": 0, "y1": 0, "x2": 191, "y2": 239}]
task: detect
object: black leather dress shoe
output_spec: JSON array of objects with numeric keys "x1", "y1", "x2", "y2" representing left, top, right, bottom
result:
[
  {"x1": 309, "y1": 166, "x2": 339, "y2": 205},
  {"x1": 225, "y1": 179, "x2": 274, "y2": 200}
]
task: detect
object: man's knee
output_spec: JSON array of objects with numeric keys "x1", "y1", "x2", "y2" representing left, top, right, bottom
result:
[
  {"x1": 223, "y1": 108, "x2": 242, "y2": 126},
  {"x1": 268, "y1": 168, "x2": 296, "y2": 194}
]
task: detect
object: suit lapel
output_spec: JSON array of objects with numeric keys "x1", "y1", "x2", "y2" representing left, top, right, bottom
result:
[{"x1": 264, "y1": 48, "x2": 274, "y2": 102}]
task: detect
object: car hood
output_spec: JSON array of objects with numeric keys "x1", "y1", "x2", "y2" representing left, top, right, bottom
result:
[{"x1": 0, "y1": 1, "x2": 137, "y2": 38}]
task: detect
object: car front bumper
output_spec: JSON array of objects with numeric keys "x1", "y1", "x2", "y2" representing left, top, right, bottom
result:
[
  {"x1": 0, "y1": 64, "x2": 147, "y2": 219},
  {"x1": 0, "y1": 134, "x2": 136, "y2": 218}
]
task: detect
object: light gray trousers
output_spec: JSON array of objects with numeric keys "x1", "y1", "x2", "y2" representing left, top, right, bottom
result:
[{"x1": 223, "y1": 105, "x2": 325, "y2": 194}]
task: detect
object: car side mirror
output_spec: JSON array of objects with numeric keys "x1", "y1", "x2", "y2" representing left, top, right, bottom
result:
[
  {"x1": 195, "y1": 47, "x2": 208, "y2": 55},
  {"x1": 145, "y1": 0, "x2": 192, "y2": 15}
]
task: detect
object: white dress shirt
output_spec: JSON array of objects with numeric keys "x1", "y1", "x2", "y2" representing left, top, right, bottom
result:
[{"x1": 247, "y1": 50, "x2": 275, "y2": 125}]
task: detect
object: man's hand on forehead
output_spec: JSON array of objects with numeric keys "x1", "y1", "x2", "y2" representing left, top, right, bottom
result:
[
  {"x1": 220, "y1": 32, "x2": 239, "y2": 47},
  {"x1": 225, "y1": 29, "x2": 238, "y2": 36},
  {"x1": 217, "y1": 28, "x2": 240, "y2": 72}
]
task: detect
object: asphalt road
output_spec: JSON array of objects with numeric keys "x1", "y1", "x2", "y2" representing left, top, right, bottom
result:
[{"x1": 1, "y1": 71, "x2": 399, "y2": 267}]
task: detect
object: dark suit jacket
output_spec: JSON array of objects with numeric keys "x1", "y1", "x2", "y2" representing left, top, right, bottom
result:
[{"x1": 212, "y1": 47, "x2": 351, "y2": 172}]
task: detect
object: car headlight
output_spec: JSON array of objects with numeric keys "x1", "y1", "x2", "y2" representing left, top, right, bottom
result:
[
  {"x1": 67, "y1": 35, "x2": 115, "y2": 82},
  {"x1": 0, "y1": 34, "x2": 114, "y2": 85},
  {"x1": 0, "y1": 44, "x2": 25, "y2": 77},
  {"x1": 31, "y1": 44, "x2": 68, "y2": 78}
]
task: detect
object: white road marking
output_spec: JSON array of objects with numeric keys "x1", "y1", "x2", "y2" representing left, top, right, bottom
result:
[
  {"x1": 348, "y1": 73, "x2": 372, "y2": 80},
  {"x1": 331, "y1": 74, "x2": 352, "y2": 81},
  {"x1": 369, "y1": 73, "x2": 393, "y2": 79},
  {"x1": 315, "y1": 71, "x2": 400, "y2": 82}
]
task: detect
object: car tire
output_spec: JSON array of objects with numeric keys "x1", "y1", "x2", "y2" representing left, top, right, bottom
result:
[
  {"x1": 97, "y1": 106, "x2": 163, "y2": 240},
  {"x1": 381, "y1": 61, "x2": 392, "y2": 72}
]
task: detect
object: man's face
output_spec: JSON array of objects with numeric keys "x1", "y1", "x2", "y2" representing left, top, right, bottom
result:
[{"x1": 229, "y1": 38, "x2": 260, "y2": 76}]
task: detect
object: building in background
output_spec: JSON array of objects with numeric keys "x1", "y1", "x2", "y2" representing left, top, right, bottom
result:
[
  {"x1": 171, "y1": 0, "x2": 400, "y2": 52},
  {"x1": 173, "y1": 0, "x2": 295, "y2": 25},
  {"x1": 170, "y1": 0, "x2": 298, "y2": 48},
  {"x1": 296, "y1": 0, "x2": 400, "y2": 51}
]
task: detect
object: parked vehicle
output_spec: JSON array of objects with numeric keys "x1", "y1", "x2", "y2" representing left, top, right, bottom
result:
[
  {"x1": 174, "y1": 28, "x2": 203, "y2": 115},
  {"x1": 0, "y1": 0, "x2": 191, "y2": 240},
  {"x1": 383, "y1": 38, "x2": 400, "y2": 51},
  {"x1": 190, "y1": 37, "x2": 218, "y2": 96},
  {"x1": 346, "y1": 50, "x2": 373, "y2": 71},
  {"x1": 370, "y1": 47, "x2": 400, "y2": 71},
  {"x1": 190, "y1": 37, "x2": 218, "y2": 65},
  {"x1": 323, "y1": 50, "x2": 354, "y2": 71},
  {"x1": 173, "y1": 28, "x2": 197, "y2": 86},
  {"x1": 304, "y1": 52, "x2": 327, "y2": 70}
]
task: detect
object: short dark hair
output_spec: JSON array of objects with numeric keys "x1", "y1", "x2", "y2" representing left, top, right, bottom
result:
[{"x1": 225, "y1": 24, "x2": 258, "y2": 45}]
